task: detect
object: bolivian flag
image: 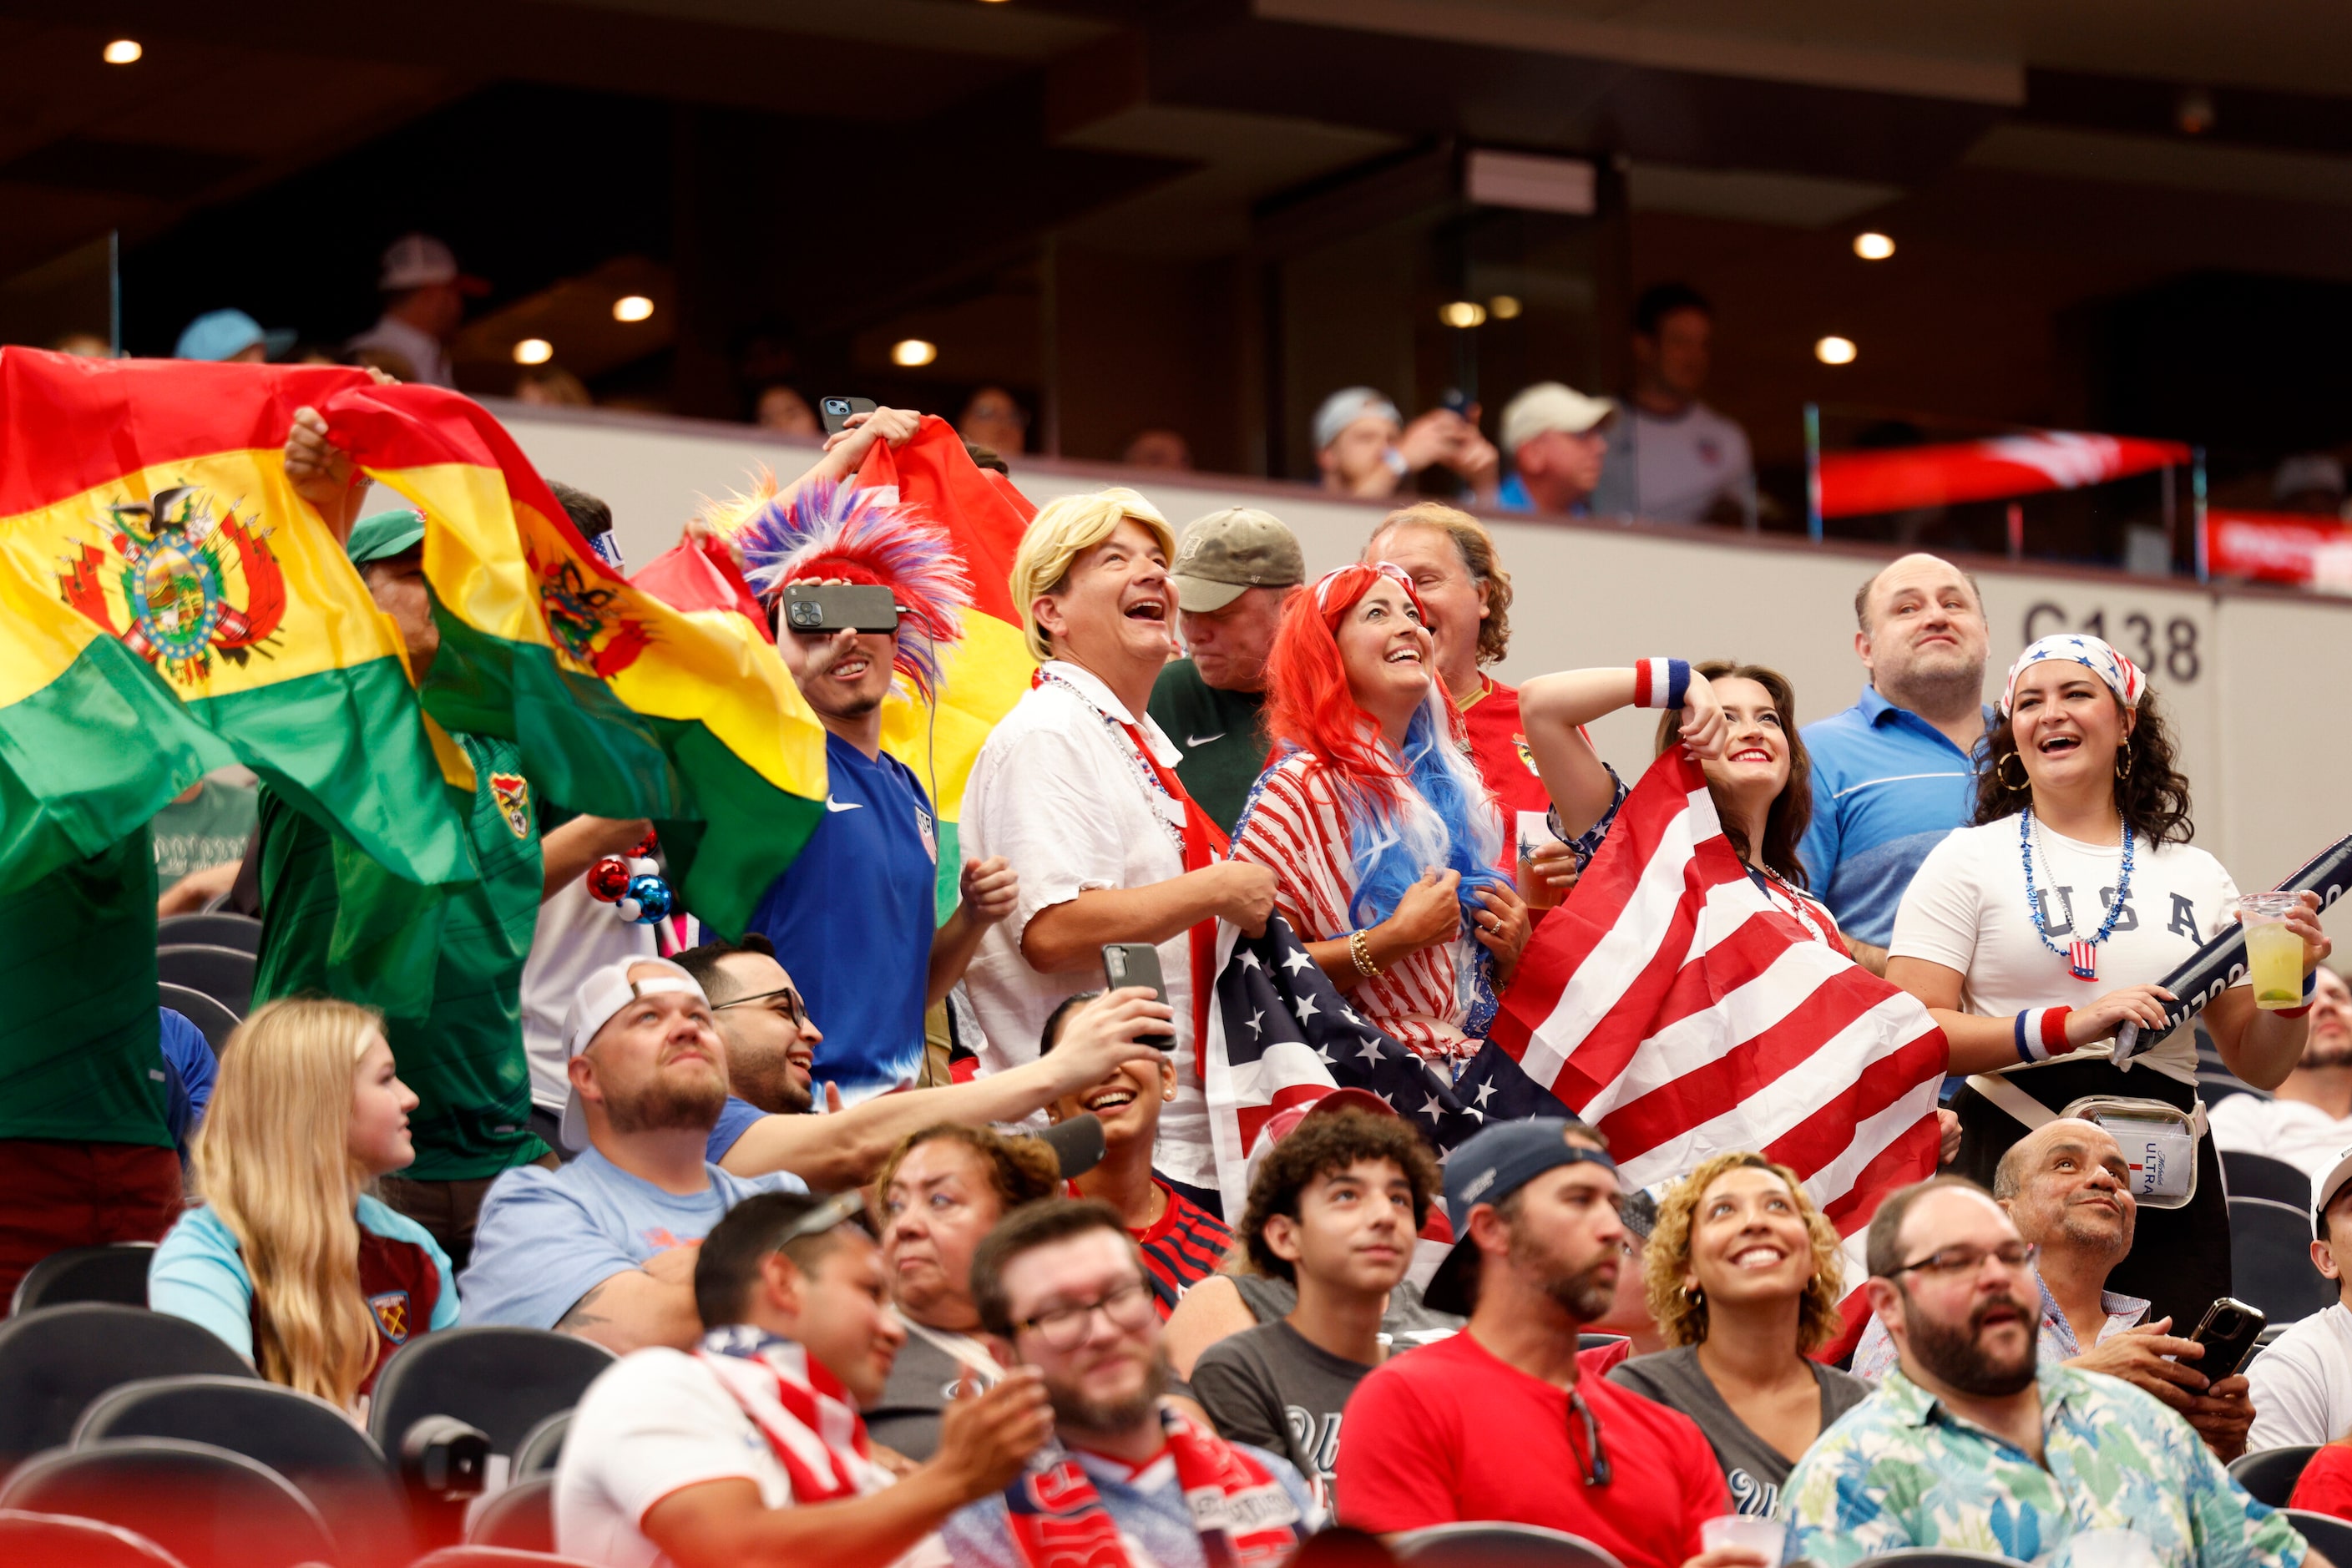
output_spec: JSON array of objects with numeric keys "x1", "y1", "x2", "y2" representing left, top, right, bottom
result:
[
  {"x1": 316, "y1": 377, "x2": 831, "y2": 938},
  {"x1": 0, "y1": 349, "x2": 470, "y2": 887}
]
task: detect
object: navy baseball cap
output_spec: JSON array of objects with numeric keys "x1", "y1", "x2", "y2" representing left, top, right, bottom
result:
[{"x1": 1422, "y1": 1118, "x2": 1617, "y2": 1316}]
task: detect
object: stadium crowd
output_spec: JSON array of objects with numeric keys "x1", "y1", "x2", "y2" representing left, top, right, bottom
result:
[{"x1": 6, "y1": 243, "x2": 2351, "y2": 1568}]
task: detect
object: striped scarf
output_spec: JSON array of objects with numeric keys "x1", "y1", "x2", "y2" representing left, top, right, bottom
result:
[
  {"x1": 1004, "y1": 1409, "x2": 1304, "y2": 1568},
  {"x1": 694, "y1": 1325, "x2": 880, "y2": 1504}
]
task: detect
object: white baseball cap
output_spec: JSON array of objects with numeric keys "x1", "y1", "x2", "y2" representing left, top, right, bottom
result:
[
  {"x1": 1500, "y1": 381, "x2": 1616, "y2": 456},
  {"x1": 378, "y1": 233, "x2": 489, "y2": 295},
  {"x1": 2314, "y1": 1142, "x2": 2352, "y2": 1242},
  {"x1": 558, "y1": 956, "x2": 710, "y2": 1153}
]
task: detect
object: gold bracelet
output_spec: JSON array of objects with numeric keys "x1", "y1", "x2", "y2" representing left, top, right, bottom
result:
[{"x1": 1349, "y1": 928, "x2": 1383, "y2": 979}]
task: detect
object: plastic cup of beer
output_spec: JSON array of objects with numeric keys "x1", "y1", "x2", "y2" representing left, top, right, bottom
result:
[
  {"x1": 2066, "y1": 1527, "x2": 2159, "y2": 1568},
  {"x1": 1701, "y1": 1515, "x2": 1788, "y2": 1563},
  {"x1": 2238, "y1": 893, "x2": 2306, "y2": 1009},
  {"x1": 1517, "y1": 811, "x2": 1566, "y2": 910}
]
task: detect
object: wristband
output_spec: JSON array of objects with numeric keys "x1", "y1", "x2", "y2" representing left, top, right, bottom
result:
[
  {"x1": 2014, "y1": 1006, "x2": 2071, "y2": 1064},
  {"x1": 1634, "y1": 659, "x2": 1691, "y2": 711},
  {"x1": 2279, "y1": 967, "x2": 2320, "y2": 1019}
]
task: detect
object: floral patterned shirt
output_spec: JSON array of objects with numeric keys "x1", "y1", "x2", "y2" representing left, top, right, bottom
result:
[{"x1": 1782, "y1": 1361, "x2": 2305, "y2": 1568}]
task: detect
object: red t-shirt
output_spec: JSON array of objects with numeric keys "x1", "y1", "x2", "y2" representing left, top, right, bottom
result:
[
  {"x1": 2291, "y1": 1444, "x2": 2352, "y2": 1519},
  {"x1": 1335, "y1": 1330, "x2": 1727, "y2": 1567},
  {"x1": 1458, "y1": 676, "x2": 1551, "y2": 821}
]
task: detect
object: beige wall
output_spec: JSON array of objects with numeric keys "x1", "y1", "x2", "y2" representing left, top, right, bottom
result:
[{"x1": 497, "y1": 401, "x2": 2352, "y2": 935}]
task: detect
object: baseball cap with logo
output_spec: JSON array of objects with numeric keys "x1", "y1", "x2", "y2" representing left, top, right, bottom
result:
[
  {"x1": 2313, "y1": 1142, "x2": 2352, "y2": 1241},
  {"x1": 1420, "y1": 1117, "x2": 1617, "y2": 1315},
  {"x1": 174, "y1": 309, "x2": 296, "y2": 363},
  {"x1": 557, "y1": 957, "x2": 711, "y2": 1152},
  {"x1": 1170, "y1": 507, "x2": 1307, "y2": 614},
  {"x1": 378, "y1": 233, "x2": 490, "y2": 296},
  {"x1": 1500, "y1": 382, "x2": 1616, "y2": 458}
]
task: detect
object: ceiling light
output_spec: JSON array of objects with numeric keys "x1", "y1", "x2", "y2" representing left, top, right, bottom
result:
[
  {"x1": 1814, "y1": 336, "x2": 1857, "y2": 366},
  {"x1": 103, "y1": 39, "x2": 141, "y2": 64},
  {"x1": 1488, "y1": 295, "x2": 1523, "y2": 320},
  {"x1": 1853, "y1": 232, "x2": 1895, "y2": 260},
  {"x1": 1438, "y1": 301, "x2": 1487, "y2": 329},
  {"x1": 891, "y1": 338, "x2": 937, "y2": 367},
  {"x1": 513, "y1": 338, "x2": 554, "y2": 366},
  {"x1": 612, "y1": 296, "x2": 655, "y2": 323}
]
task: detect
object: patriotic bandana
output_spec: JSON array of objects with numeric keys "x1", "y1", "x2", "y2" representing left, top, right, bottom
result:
[
  {"x1": 2000, "y1": 634, "x2": 2145, "y2": 717},
  {"x1": 1004, "y1": 1408, "x2": 1304, "y2": 1568},
  {"x1": 694, "y1": 1326, "x2": 878, "y2": 1505}
]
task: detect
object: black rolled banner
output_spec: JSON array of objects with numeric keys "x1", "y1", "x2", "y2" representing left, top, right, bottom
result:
[{"x1": 2114, "y1": 831, "x2": 2352, "y2": 1065}]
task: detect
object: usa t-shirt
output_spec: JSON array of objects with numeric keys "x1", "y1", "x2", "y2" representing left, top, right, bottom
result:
[
  {"x1": 749, "y1": 734, "x2": 938, "y2": 1100},
  {"x1": 1890, "y1": 816, "x2": 2245, "y2": 1084}
]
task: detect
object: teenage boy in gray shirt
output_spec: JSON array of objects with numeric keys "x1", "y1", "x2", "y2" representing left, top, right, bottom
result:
[{"x1": 1190, "y1": 1099, "x2": 1444, "y2": 1500}]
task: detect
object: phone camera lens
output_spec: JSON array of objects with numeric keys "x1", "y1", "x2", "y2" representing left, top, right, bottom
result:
[{"x1": 787, "y1": 601, "x2": 819, "y2": 629}]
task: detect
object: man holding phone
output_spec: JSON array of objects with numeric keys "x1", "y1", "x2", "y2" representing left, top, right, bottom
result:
[
  {"x1": 709, "y1": 479, "x2": 1019, "y2": 1103},
  {"x1": 1849, "y1": 1116, "x2": 2255, "y2": 1458}
]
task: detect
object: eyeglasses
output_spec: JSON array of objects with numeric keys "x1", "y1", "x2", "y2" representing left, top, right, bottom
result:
[
  {"x1": 1566, "y1": 1388, "x2": 1611, "y2": 1488},
  {"x1": 713, "y1": 984, "x2": 810, "y2": 1029},
  {"x1": 1888, "y1": 1241, "x2": 2039, "y2": 1281},
  {"x1": 1015, "y1": 1277, "x2": 1156, "y2": 1351}
]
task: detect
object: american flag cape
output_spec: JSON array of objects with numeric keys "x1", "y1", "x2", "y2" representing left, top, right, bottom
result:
[{"x1": 1201, "y1": 747, "x2": 1945, "y2": 1343}]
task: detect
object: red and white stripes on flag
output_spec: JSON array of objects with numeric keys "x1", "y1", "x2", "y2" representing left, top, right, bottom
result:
[{"x1": 1490, "y1": 748, "x2": 1946, "y2": 1341}]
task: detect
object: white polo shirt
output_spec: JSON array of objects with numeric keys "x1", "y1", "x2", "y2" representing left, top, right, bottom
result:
[{"x1": 961, "y1": 660, "x2": 1211, "y2": 1188}]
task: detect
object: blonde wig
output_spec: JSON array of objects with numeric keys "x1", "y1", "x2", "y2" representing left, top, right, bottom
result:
[
  {"x1": 192, "y1": 997, "x2": 386, "y2": 1409},
  {"x1": 1009, "y1": 487, "x2": 1176, "y2": 663},
  {"x1": 1643, "y1": 1151, "x2": 1845, "y2": 1353}
]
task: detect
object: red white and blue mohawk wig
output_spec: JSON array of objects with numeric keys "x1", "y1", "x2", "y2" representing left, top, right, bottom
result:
[{"x1": 703, "y1": 473, "x2": 972, "y2": 704}]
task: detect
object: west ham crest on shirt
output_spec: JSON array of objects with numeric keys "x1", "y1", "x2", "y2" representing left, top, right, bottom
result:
[
  {"x1": 368, "y1": 1290, "x2": 412, "y2": 1343},
  {"x1": 490, "y1": 772, "x2": 532, "y2": 839}
]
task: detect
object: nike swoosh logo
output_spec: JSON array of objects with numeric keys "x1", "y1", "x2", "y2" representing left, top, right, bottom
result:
[
  {"x1": 1186, "y1": 732, "x2": 1225, "y2": 746},
  {"x1": 826, "y1": 796, "x2": 864, "y2": 812}
]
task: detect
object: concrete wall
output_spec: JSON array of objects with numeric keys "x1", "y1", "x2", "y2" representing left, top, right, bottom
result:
[{"x1": 494, "y1": 401, "x2": 2352, "y2": 933}]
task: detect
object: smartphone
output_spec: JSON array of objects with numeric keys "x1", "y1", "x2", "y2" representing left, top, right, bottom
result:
[
  {"x1": 781, "y1": 583, "x2": 899, "y2": 635},
  {"x1": 819, "y1": 395, "x2": 876, "y2": 437},
  {"x1": 2190, "y1": 1296, "x2": 2267, "y2": 1379},
  {"x1": 1100, "y1": 943, "x2": 1175, "y2": 1051}
]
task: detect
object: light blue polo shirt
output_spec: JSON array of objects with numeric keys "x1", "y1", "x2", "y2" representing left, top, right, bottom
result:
[{"x1": 1797, "y1": 685, "x2": 1992, "y2": 949}]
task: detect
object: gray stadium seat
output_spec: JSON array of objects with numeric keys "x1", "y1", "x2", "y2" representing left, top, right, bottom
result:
[
  {"x1": 2224, "y1": 1151, "x2": 2312, "y2": 1209},
  {"x1": 2229, "y1": 1444, "x2": 2319, "y2": 1507},
  {"x1": 9, "y1": 1245, "x2": 154, "y2": 1316},
  {"x1": 468, "y1": 1474, "x2": 555, "y2": 1553},
  {"x1": 1393, "y1": 1522, "x2": 1629, "y2": 1568},
  {"x1": 2229, "y1": 1197, "x2": 2336, "y2": 1323},
  {"x1": 513, "y1": 1410, "x2": 571, "y2": 1479},
  {"x1": 0, "y1": 1305, "x2": 255, "y2": 1479},
  {"x1": 157, "y1": 986, "x2": 239, "y2": 1057},
  {"x1": 154, "y1": 913, "x2": 260, "y2": 954},
  {"x1": 153, "y1": 945, "x2": 253, "y2": 1019}
]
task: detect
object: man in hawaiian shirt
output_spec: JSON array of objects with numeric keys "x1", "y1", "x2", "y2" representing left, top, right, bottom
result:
[{"x1": 1785, "y1": 1177, "x2": 2314, "y2": 1568}]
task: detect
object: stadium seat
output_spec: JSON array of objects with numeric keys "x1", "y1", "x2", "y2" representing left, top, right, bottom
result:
[
  {"x1": 0, "y1": 1507, "x2": 190, "y2": 1568},
  {"x1": 153, "y1": 945, "x2": 254, "y2": 1019},
  {"x1": 2229, "y1": 1444, "x2": 2319, "y2": 1507},
  {"x1": 74, "y1": 1374, "x2": 412, "y2": 1568},
  {"x1": 1576, "y1": 1333, "x2": 1628, "y2": 1354},
  {"x1": 370, "y1": 1328, "x2": 615, "y2": 1462},
  {"x1": 0, "y1": 1438, "x2": 336, "y2": 1568},
  {"x1": 2283, "y1": 1510, "x2": 2352, "y2": 1565},
  {"x1": 468, "y1": 1475, "x2": 555, "y2": 1553},
  {"x1": 2224, "y1": 1151, "x2": 2312, "y2": 1209},
  {"x1": 415, "y1": 1549, "x2": 601, "y2": 1568},
  {"x1": 1393, "y1": 1522, "x2": 1629, "y2": 1568},
  {"x1": 512, "y1": 1411, "x2": 570, "y2": 1479},
  {"x1": 9, "y1": 1244, "x2": 155, "y2": 1316},
  {"x1": 154, "y1": 913, "x2": 260, "y2": 954},
  {"x1": 0, "y1": 1305, "x2": 255, "y2": 1478},
  {"x1": 157, "y1": 985, "x2": 240, "y2": 1057},
  {"x1": 2228, "y1": 1198, "x2": 2336, "y2": 1323},
  {"x1": 2198, "y1": 1073, "x2": 2267, "y2": 1110}
]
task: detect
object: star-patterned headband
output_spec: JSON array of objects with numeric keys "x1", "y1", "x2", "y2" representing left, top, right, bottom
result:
[{"x1": 2000, "y1": 634, "x2": 2146, "y2": 716}]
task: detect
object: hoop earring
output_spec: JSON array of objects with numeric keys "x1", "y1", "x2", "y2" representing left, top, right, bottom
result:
[
  {"x1": 1997, "y1": 751, "x2": 2029, "y2": 790},
  {"x1": 2116, "y1": 748, "x2": 2134, "y2": 780}
]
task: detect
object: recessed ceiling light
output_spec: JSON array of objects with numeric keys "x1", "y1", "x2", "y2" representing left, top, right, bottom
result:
[
  {"x1": 513, "y1": 338, "x2": 554, "y2": 366},
  {"x1": 612, "y1": 296, "x2": 655, "y2": 323},
  {"x1": 1814, "y1": 336, "x2": 1857, "y2": 366},
  {"x1": 1853, "y1": 232, "x2": 1895, "y2": 260},
  {"x1": 1488, "y1": 295, "x2": 1523, "y2": 320},
  {"x1": 103, "y1": 39, "x2": 141, "y2": 64},
  {"x1": 891, "y1": 338, "x2": 937, "y2": 367},
  {"x1": 1438, "y1": 301, "x2": 1487, "y2": 329}
]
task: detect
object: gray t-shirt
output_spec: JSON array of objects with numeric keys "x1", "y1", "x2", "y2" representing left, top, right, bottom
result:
[
  {"x1": 863, "y1": 1328, "x2": 978, "y2": 1461},
  {"x1": 1608, "y1": 1345, "x2": 1870, "y2": 1516},
  {"x1": 1190, "y1": 1320, "x2": 1373, "y2": 1495},
  {"x1": 1229, "y1": 1272, "x2": 1460, "y2": 1346}
]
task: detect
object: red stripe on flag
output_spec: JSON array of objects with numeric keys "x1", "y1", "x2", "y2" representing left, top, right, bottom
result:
[{"x1": 1817, "y1": 1113, "x2": 1943, "y2": 1233}]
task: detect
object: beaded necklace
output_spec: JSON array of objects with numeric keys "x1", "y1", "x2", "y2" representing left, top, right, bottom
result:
[{"x1": 2020, "y1": 807, "x2": 2133, "y2": 981}]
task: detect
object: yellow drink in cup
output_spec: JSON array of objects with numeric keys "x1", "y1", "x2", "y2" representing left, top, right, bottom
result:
[{"x1": 2238, "y1": 893, "x2": 2307, "y2": 1009}]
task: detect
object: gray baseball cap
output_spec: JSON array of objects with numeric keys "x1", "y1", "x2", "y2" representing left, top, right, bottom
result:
[{"x1": 1169, "y1": 507, "x2": 1305, "y2": 613}]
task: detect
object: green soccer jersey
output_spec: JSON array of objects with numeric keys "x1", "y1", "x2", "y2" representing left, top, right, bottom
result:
[
  {"x1": 0, "y1": 830, "x2": 173, "y2": 1148},
  {"x1": 149, "y1": 776, "x2": 259, "y2": 885},
  {"x1": 1146, "y1": 658, "x2": 1272, "y2": 837},
  {"x1": 253, "y1": 733, "x2": 548, "y2": 1181}
]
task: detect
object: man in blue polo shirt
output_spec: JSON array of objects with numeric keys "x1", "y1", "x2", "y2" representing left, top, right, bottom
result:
[
  {"x1": 1798, "y1": 553, "x2": 1993, "y2": 975},
  {"x1": 732, "y1": 489, "x2": 1016, "y2": 1102}
]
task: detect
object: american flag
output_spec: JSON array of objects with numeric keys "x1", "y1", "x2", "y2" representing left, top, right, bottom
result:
[{"x1": 1201, "y1": 747, "x2": 1945, "y2": 1335}]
